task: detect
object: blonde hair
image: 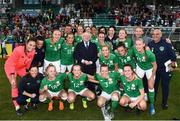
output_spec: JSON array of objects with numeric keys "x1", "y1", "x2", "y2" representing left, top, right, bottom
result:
[{"x1": 45, "y1": 64, "x2": 57, "y2": 77}]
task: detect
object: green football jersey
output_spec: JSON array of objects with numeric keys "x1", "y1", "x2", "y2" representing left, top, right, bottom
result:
[
  {"x1": 116, "y1": 37, "x2": 133, "y2": 49},
  {"x1": 120, "y1": 75, "x2": 144, "y2": 97},
  {"x1": 45, "y1": 38, "x2": 64, "y2": 61},
  {"x1": 68, "y1": 73, "x2": 87, "y2": 92},
  {"x1": 60, "y1": 43, "x2": 75, "y2": 65},
  {"x1": 40, "y1": 73, "x2": 66, "y2": 92},
  {"x1": 96, "y1": 41, "x2": 113, "y2": 53},
  {"x1": 95, "y1": 72, "x2": 120, "y2": 94},
  {"x1": 115, "y1": 48, "x2": 136, "y2": 69},
  {"x1": 74, "y1": 35, "x2": 82, "y2": 44},
  {"x1": 99, "y1": 53, "x2": 118, "y2": 71},
  {"x1": 133, "y1": 47, "x2": 156, "y2": 70},
  {"x1": 91, "y1": 35, "x2": 98, "y2": 44}
]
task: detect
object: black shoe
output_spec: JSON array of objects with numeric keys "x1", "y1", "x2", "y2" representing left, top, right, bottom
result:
[
  {"x1": 32, "y1": 104, "x2": 38, "y2": 110},
  {"x1": 123, "y1": 107, "x2": 131, "y2": 112},
  {"x1": 162, "y1": 104, "x2": 168, "y2": 110},
  {"x1": 24, "y1": 105, "x2": 29, "y2": 112},
  {"x1": 16, "y1": 109, "x2": 23, "y2": 116},
  {"x1": 172, "y1": 118, "x2": 180, "y2": 120}
]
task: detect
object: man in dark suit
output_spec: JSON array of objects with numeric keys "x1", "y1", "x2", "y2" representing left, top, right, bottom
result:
[
  {"x1": 74, "y1": 32, "x2": 99, "y2": 92},
  {"x1": 74, "y1": 32, "x2": 98, "y2": 75}
]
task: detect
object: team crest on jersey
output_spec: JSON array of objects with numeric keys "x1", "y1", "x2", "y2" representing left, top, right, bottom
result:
[
  {"x1": 54, "y1": 47, "x2": 57, "y2": 51},
  {"x1": 159, "y1": 46, "x2": 164, "y2": 51},
  {"x1": 131, "y1": 84, "x2": 136, "y2": 90},
  {"x1": 80, "y1": 81, "x2": 84, "y2": 85},
  {"x1": 127, "y1": 56, "x2": 130, "y2": 61},
  {"x1": 58, "y1": 44, "x2": 61, "y2": 49},
  {"x1": 110, "y1": 61, "x2": 113, "y2": 64},
  {"x1": 125, "y1": 42, "x2": 128, "y2": 47},
  {"x1": 142, "y1": 56, "x2": 146, "y2": 61},
  {"x1": 56, "y1": 81, "x2": 60, "y2": 86},
  {"x1": 108, "y1": 78, "x2": 113, "y2": 84}
]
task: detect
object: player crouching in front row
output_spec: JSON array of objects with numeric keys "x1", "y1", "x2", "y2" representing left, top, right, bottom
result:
[
  {"x1": 67, "y1": 64, "x2": 95, "y2": 110},
  {"x1": 39, "y1": 64, "x2": 67, "y2": 111},
  {"x1": 119, "y1": 64, "x2": 147, "y2": 112}
]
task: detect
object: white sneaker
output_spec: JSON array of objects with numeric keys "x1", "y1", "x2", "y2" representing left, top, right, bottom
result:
[
  {"x1": 101, "y1": 106, "x2": 111, "y2": 121},
  {"x1": 109, "y1": 112, "x2": 114, "y2": 120},
  {"x1": 104, "y1": 116, "x2": 111, "y2": 121}
]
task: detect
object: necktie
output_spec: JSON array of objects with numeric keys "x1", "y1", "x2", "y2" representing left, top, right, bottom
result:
[{"x1": 85, "y1": 42, "x2": 89, "y2": 49}]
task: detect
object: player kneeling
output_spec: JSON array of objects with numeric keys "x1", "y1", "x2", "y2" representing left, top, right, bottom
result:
[
  {"x1": 39, "y1": 64, "x2": 67, "y2": 111},
  {"x1": 119, "y1": 64, "x2": 146, "y2": 112}
]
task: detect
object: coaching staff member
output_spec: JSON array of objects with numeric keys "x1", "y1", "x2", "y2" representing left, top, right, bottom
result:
[{"x1": 148, "y1": 29, "x2": 177, "y2": 109}]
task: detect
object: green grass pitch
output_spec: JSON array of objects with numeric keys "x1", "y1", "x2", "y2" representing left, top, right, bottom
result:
[{"x1": 0, "y1": 59, "x2": 180, "y2": 120}]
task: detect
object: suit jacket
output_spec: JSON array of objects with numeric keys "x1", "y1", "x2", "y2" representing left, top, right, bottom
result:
[{"x1": 74, "y1": 41, "x2": 98, "y2": 75}]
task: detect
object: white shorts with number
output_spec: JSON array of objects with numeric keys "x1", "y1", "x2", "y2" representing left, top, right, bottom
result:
[
  {"x1": 44, "y1": 59, "x2": 61, "y2": 73},
  {"x1": 60, "y1": 64, "x2": 73, "y2": 73},
  {"x1": 100, "y1": 91, "x2": 120, "y2": 101},
  {"x1": 48, "y1": 90, "x2": 61, "y2": 97},
  {"x1": 68, "y1": 88, "x2": 88, "y2": 96},
  {"x1": 124, "y1": 93, "x2": 145, "y2": 102},
  {"x1": 136, "y1": 65, "x2": 154, "y2": 80},
  {"x1": 124, "y1": 94, "x2": 138, "y2": 102}
]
